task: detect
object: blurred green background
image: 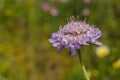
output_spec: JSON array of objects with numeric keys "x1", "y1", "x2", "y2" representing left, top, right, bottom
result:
[{"x1": 0, "y1": 0, "x2": 120, "y2": 80}]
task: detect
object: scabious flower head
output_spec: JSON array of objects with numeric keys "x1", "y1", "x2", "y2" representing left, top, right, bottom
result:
[{"x1": 49, "y1": 17, "x2": 103, "y2": 56}]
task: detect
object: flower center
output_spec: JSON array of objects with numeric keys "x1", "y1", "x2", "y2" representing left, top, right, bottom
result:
[{"x1": 63, "y1": 31, "x2": 82, "y2": 36}]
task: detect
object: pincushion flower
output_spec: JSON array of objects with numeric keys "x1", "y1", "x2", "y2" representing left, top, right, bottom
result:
[{"x1": 49, "y1": 18, "x2": 103, "y2": 56}]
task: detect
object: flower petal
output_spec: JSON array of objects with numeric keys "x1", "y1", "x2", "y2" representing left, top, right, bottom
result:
[
  {"x1": 57, "y1": 45, "x2": 62, "y2": 51},
  {"x1": 51, "y1": 33, "x2": 57, "y2": 38},
  {"x1": 48, "y1": 39, "x2": 56, "y2": 43},
  {"x1": 85, "y1": 37, "x2": 91, "y2": 42},
  {"x1": 53, "y1": 43, "x2": 60, "y2": 47},
  {"x1": 75, "y1": 43, "x2": 81, "y2": 49},
  {"x1": 70, "y1": 48, "x2": 76, "y2": 56},
  {"x1": 65, "y1": 44, "x2": 70, "y2": 48},
  {"x1": 94, "y1": 41, "x2": 103, "y2": 46}
]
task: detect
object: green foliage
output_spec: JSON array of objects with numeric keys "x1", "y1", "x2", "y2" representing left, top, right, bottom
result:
[
  {"x1": 65, "y1": 65, "x2": 86, "y2": 80},
  {"x1": 0, "y1": 0, "x2": 120, "y2": 80}
]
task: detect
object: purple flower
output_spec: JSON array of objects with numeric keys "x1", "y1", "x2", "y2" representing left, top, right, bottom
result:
[
  {"x1": 41, "y1": 2, "x2": 50, "y2": 11},
  {"x1": 50, "y1": 7, "x2": 58, "y2": 16},
  {"x1": 49, "y1": 17, "x2": 103, "y2": 56},
  {"x1": 82, "y1": 8, "x2": 90, "y2": 16}
]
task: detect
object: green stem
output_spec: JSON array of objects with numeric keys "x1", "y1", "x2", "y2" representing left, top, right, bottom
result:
[
  {"x1": 82, "y1": 65, "x2": 90, "y2": 80},
  {"x1": 77, "y1": 49, "x2": 82, "y2": 64},
  {"x1": 77, "y1": 50, "x2": 90, "y2": 80}
]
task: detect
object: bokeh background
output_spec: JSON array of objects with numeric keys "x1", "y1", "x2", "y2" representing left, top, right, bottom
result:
[{"x1": 0, "y1": 0, "x2": 120, "y2": 80}]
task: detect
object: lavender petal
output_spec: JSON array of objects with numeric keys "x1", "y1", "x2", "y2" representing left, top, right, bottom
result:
[
  {"x1": 53, "y1": 43, "x2": 60, "y2": 47},
  {"x1": 75, "y1": 43, "x2": 81, "y2": 49},
  {"x1": 48, "y1": 39, "x2": 56, "y2": 43},
  {"x1": 85, "y1": 37, "x2": 91, "y2": 42},
  {"x1": 70, "y1": 48, "x2": 76, "y2": 56},
  {"x1": 94, "y1": 41, "x2": 103, "y2": 46},
  {"x1": 57, "y1": 45, "x2": 62, "y2": 51}
]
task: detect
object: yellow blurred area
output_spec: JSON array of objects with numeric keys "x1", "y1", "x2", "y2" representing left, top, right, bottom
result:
[
  {"x1": 87, "y1": 69, "x2": 100, "y2": 78},
  {"x1": 95, "y1": 46, "x2": 110, "y2": 58},
  {"x1": 112, "y1": 59, "x2": 120, "y2": 69}
]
